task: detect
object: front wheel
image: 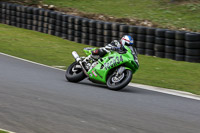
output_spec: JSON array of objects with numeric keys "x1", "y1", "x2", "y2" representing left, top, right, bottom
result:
[
  {"x1": 65, "y1": 62, "x2": 86, "y2": 82},
  {"x1": 106, "y1": 69, "x2": 132, "y2": 91}
]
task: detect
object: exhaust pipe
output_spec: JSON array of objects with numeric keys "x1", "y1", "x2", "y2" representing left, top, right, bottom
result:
[{"x1": 72, "y1": 51, "x2": 89, "y2": 77}]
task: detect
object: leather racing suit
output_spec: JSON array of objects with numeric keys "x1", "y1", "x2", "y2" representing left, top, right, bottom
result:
[{"x1": 91, "y1": 40, "x2": 126, "y2": 59}]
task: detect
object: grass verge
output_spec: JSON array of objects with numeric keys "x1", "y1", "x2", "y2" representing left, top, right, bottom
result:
[
  {"x1": 0, "y1": 23, "x2": 200, "y2": 95},
  {"x1": 0, "y1": 130, "x2": 9, "y2": 133},
  {"x1": 43, "y1": 0, "x2": 200, "y2": 32}
]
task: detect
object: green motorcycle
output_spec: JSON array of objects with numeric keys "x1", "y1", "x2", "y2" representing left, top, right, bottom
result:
[{"x1": 65, "y1": 45, "x2": 139, "y2": 91}]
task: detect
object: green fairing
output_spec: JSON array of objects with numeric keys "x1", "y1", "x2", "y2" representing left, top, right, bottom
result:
[
  {"x1": 83, "y1": 47, "x2": 97, "y2": 56},
  {"x1": 84, "y1": 46, "x2": 139, "y2": 83}
]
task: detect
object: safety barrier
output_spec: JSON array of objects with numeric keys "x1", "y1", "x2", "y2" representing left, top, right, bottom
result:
[{"x1": 1, "y1": 2, "x2": 200, "y2": 63}]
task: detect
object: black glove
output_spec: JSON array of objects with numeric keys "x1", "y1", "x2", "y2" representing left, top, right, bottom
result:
[{"x1": 111, "y1": 46, "x2": 120, "y2": 51}]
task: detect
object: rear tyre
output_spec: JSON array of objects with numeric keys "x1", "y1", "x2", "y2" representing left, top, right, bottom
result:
[
  {"x1": 65, "y1": 62, "x2": 86, "y2": 82},
  {"x1": 107, "y1": 69, "x2": 132, "y2": 91}
]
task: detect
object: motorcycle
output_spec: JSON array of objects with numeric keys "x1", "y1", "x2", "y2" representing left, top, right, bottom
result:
[{"x1": 65, "y1": 45, "x2": 139, "y2": 91}]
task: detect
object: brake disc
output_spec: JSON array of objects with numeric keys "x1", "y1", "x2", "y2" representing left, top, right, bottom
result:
[
  {"x1": 111, "y1": 73, "x2": 125, "y2": 83},
  {"x1": 72, "y1": 65, "x2": 81, "y2": 73}
]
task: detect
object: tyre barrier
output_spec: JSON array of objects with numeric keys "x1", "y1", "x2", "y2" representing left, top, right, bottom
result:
[{"x1": 1, "y1": 2, "x2": 200, "y2": 63}]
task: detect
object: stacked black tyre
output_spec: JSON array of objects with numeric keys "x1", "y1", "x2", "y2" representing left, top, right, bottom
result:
[
  {"x1": 80, "y1": 18, "x2": 90, "y2": 45},
  {"x1": 73, "y1": 16, "x2": 83, "y2": 43},
  {"x1": 88, "y1": 20, "x2": 97, "y2": 46},
  {"x1": 154, "y1": 29, "x2": 166, "y2": 58},
  {"x1": 33, "y1": 8, "x2": 49, "y2": 33},
  {"x1": 1, "y1": 2, "x2": 200, "y2": 63},
  {"x1": 0, "y1": 2, "x2": 4, "y2": 23},
  {"x1": 135, "y1": 26, "x2": 147, "y2": 55},
  {"x1": 47, "y1": 11, "x2": 56, "y2": 36},
  {"x1": 0, "y1": 3, "x2": 14, "y2": 26},
  {"x1": 185, "y1": 33, "x2": 200, "y2": 63},
  {"x1": 145, "y1": 27, "x2": 156, "y2": 56},
  {"x1": 102, "y1": 22, "x2": 112, "y2": 46},
  {"x1": 175, "y1": 31, "x2": 186, "y2": 61},
  {"x1": 95, "y1": 21, "x2": 104, "y2": 47},
  {"x1": 111, "y1": 23, "x2": 121, "y2": 41},
  {"x1": 0, "y1": 3, "x2": 1, "y2": 22},
  {"x1": 165, "y1": 30, "x2": 176, "y2": 60}
]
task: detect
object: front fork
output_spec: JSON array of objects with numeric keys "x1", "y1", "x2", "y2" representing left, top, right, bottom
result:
[
  {"x1": 116, "y1": 66, "x2": 125, "y2": 77},
  {"x1": 113, "y1": 66, "x2": 131, "y2": 80}
]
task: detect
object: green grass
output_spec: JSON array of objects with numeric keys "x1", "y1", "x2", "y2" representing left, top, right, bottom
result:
[
  {"x1": 43, "y1": 0, "x2": 200, "y2": 31},
  {"x1": 0, "y1": 130, "x2": 9, "y2": 133},
  {"x1": 0, "y1": 24, "x2": 87, "y2": 67},
  {"x1": 0, "y1": 23, "x2": 200, "y2": 95},
  {"x1": 133, "y1": 55, "x2": 200, "y2": 94}
]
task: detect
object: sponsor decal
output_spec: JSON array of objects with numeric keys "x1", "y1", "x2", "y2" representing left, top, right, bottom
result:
[
  {"x1": 95, "y1": 69, "x2": 103, "y2": 79},
  {"x1": 90, "y1": 73, "x2": 93, "y2": 77},
  {"x1": 92, "y1": 70, "x2": 97, "y2": 77},
  {"x1": 104, "y1": 55, "x2": 123, "y2": 70}
]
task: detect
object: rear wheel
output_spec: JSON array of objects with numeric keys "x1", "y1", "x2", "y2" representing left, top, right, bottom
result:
[
  {"x1": 65, "y1": 62, "x2": 86, "y2": 82},
  {"x1": 107, "y1": 69, "x2": 132, "y2": 91}
]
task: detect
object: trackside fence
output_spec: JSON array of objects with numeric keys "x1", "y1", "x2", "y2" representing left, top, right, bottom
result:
[{"x1": 0, "y1": 2, "x2": 200, "y2": 63}]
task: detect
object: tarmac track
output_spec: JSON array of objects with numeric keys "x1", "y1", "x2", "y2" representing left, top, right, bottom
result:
[{"x1": 0, "y1": 53, "x2": 200, "y2": 133}]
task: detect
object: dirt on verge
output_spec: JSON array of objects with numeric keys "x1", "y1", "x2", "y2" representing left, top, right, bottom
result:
[{"x1": 41, "y1": 4, "x2": 193, "y2": 32}]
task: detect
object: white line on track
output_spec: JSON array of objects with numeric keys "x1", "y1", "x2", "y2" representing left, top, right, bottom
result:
[
  {"x1": 129, "y1": 83, "x2": 200, "y2": 101},
  {"x1": 1, "y1": 52, "x2": 200, "y2": 101}
]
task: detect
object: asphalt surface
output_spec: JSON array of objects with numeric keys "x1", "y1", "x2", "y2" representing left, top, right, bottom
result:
[{"x1": 0, "y1": 54, "x2": 200, "y2": 133}]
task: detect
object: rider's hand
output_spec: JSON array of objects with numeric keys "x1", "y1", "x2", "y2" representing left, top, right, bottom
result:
[
  {"x1": 105, "y1": 46, "x2": 112, "y2": 50},
  {"x1": 112, "y1": 47, "x2": 121, "y2": 51},
  {"x1": 101, "y1": 47, "x2": 110, "y2": 52}
]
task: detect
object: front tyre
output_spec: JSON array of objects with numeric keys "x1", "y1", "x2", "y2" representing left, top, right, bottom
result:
[
  {"x1": 65, "y1": 62, "x2": 86, "y2": 82},
  {"x1": 107, "y1": 69, "x2": 132, "y2": 91}
]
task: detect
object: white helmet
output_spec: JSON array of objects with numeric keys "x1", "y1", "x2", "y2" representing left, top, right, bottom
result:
[{"x1": 120, "y1": 35, "x2": 134, "y2": 46}]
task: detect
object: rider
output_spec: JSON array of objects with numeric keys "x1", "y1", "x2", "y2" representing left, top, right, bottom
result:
[{"x1": 89, "y1": 35, "x2": 134, "y2": 60}]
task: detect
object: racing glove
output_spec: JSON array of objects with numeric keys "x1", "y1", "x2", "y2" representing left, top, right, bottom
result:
[{"x1": 105, "y1": 45, "x2": 120, "y2": 51}]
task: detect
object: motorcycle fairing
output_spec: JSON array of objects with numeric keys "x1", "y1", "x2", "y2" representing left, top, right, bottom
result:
[{"x1": 86, "y1": 46, "x2": 139, "y2": 83}]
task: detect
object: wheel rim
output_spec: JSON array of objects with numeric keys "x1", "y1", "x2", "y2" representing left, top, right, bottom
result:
[
  {"x1": 109, "y1": 71, "x2": 127, "y2": 86},
  {"x1": 111, "y1": 73, "x2": 125, "y2": 83}
]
